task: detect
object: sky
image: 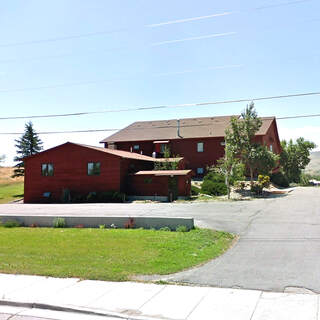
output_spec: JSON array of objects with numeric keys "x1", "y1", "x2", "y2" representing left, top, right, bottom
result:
[{"x1": 0, "y1": 0, "x2": 319, "y2": 165}]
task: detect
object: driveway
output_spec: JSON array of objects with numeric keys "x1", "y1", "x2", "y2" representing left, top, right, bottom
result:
[{"x1": 1, "y1": 187, "x2": 320, "y2": 293}]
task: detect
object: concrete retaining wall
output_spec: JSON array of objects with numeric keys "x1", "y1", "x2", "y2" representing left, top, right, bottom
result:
[
  {"x1": 126, "y1": 195, "x2": 169, "y2": 202},
  {"x1": 0, "y1": 215, "x2": 194, "y2": 230}
]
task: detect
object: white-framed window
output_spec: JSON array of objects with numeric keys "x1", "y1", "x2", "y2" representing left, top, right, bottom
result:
[
  {"x1": 41, "y1": 163, "x2": 54, "y2": 176},
  {"x1": 133, "y1": 145, "x2": 140, "y2": 150},
  {"x1": 197, "y1": 142, "x2": 204, "y2": 152},
  {"x1": 269, "y1": 145, "x2": 273, "y2": 152},
  {"x1": 197, "y1": 168, "x2": 204, "y2": 175},
  {"x1": 88, "y1": 162, "x2": 101, "y2": 176}
]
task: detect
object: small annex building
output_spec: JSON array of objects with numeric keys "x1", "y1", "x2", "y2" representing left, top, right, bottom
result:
[
  {"x1": 100, "y1": 115, "x2": 281, "y2": 176},
  {"x1": 24, "y1": 142, "x2": 190, "y2": 203}
]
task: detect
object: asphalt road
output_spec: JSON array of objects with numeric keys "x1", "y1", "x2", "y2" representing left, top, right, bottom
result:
[{"x1": 1, "y1": 187, "x2": 320, "y2": 293}]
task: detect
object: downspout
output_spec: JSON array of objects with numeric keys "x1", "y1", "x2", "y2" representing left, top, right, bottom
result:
[{"x1": 177, "y1": 119, "x2": 182, "y2": 138}]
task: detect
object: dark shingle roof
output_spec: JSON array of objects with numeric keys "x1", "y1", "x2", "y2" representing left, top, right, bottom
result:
[{"x1": 100, "y1": 115, "x2": 275, "y2": 143}]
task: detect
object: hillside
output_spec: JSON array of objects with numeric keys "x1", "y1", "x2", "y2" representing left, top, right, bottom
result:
[
  {"x1": 305, "y1": 152, "x2": 320, "y2": 176},
  {"x1": 0, "y1": 167, "x2": 24, "y2": 203},
  {"x1": 0, "y1": 167, "x2": 24, "y2": 184}
]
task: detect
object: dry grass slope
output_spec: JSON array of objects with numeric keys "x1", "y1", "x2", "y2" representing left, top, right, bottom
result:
[
  {"x1": 0, "y1": 167, "x2": 24, "y2": 184},
  {"x1": 0, "y1": 167, "x2": 24, "y2": 203},
  {"x1": 305, "y1": 152, "x2": 320, "y2": 176}
]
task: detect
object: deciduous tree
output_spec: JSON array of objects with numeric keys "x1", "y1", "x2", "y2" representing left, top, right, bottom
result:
[
  {"x1": 226, "y1": 102, "x2": 262, "y2": 184},
  {"x1": 280, "y1": 138, "x2": 316, "y2": 183}
]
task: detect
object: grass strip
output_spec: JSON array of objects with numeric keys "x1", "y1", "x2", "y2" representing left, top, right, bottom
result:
[{"x1": 0, "y1": 227, "x2": 234, "y2": 281}]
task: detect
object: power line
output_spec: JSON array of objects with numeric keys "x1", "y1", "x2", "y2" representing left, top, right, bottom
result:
[
  {"x1": 1, "y1": 113, "x2": 320, "y2": 135},
  {"x1": 1, "y1": 91, "x2": 320, "y2": 121}
]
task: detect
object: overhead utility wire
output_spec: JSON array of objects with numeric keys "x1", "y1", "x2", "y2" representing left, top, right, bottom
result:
[
  {"x1": 0, "y1": 0, "x2": 313, "y2": 49},
  {"x1": 1, "y1": 91, "x2": 320, "y2": 121},
  {"x1": 1, "y1": 113, "x2": 320, "y2": 135}
]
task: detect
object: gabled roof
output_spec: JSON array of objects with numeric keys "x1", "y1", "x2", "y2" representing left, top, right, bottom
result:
[
  {"x1": 100, "y1": 115, "x2": 276, "y2": 143},
  {"x1": 76, "y1": 143, "x2": 158, "y2": 162},
  {"x1": 24, "y1": 142, "x2": 182, "y2": 163}
]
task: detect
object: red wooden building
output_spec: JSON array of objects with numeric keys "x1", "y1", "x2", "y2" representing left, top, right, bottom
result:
[
  {"x1": 24, "y1": 142, "x2": 190, "y2": 203},
  {"x1": 100, "y1": 115, "x2": 281, "y2": 176}
]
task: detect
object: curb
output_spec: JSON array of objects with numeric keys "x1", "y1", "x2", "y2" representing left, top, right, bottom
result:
[{"x1": 0, "y1": 299, "x2": 163, "y2": 320}]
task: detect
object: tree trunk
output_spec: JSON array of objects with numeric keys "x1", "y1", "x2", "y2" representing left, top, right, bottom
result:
[
  {"x1": 249, "y1": 166, "x2": 254, "y2": 186},
  {"x1": 225, "y1": 175, "x2": 230, "y2": 199}
]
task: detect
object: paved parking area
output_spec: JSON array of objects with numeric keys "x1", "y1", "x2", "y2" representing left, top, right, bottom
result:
[{"x1": 1, "y1": 187, "x2": 320, "y2": 292}]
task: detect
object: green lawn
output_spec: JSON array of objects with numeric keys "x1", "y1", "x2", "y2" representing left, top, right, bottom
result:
[
  {"x1": 0, "y1": 182, "x2": 24, "y2": 204},
  {"x1": 0, "y1": 227, "x2": 234, "y2": 281}
]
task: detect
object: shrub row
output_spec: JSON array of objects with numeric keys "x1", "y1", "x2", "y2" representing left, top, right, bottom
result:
[{"x1": 0, "y1": 218, "x2": 189, "y2": 232}]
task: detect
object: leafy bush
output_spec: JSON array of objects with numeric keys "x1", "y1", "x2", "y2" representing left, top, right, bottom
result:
[
  {"x1": 201, "y1": 180, "x2": 227, "y2": 196},
  {"x1": 258, "y1": 175, "x2": 270, "y2": 188},
  {"x1": 203, "y1": 171, "x2": 225, "y2": 183},
  {"x1": 250, "y1": 183, "x2": 263, "y2": 195},
  {"x1": 159, "y1": 226, "x2": 171, "y2": 231},
  {"x1": 299, "y1": 173, "x2": 310, "y2": 186},
  {"x1": 234, "y1": 181, "x2": 246, "y2": 190},
  {"x1": 270, "y1": 171, "x2": 289, "y2": 188},
  {"x1": 86, "y1": 191, "x2": 125, "y2": 203},
  {"x1": 191, "y1": 185, "x2": 201, "y2": 195},
  {"x1": 251, "y1": 175, "x2": 270, "y2": 195},
  {"x1": 53, "y1": 218, "x2": 66, "y2": 228},
  {"x1": 176, "y1": 225, "x2": 188, "y2": 232},
  {"x1": 2, "y1": 220, "x2": 21, "y2": 228},
  {"x1": 99, "y1": 224, "x2": 106, "y2": 229}
]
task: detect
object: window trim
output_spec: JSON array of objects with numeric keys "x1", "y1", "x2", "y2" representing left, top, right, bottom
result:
[
  {"x1": 87, "y1": 162, "x2": 101, "y2": 176},
  {"x1": 41, "y1": 163, "x2": 54, "y2": 176},
  {"x1": 197, "y1": 142, "x2": 204, "y2": 153}
]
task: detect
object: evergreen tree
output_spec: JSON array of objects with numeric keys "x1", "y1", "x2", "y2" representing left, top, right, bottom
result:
[{"x1": 12, "y1": 122, "x2": 43, "y2": 177}]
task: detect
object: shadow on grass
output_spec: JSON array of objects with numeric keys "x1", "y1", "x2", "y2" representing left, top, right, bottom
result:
[{"x1": 13, "y1": 194, "x2": 24, "y2": 198}]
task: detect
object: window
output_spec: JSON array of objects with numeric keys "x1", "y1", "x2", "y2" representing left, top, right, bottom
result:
[
  {"x1": 197, "y1": 142, "x2": 204, "y2": 152},
  {"x1": 197, "y1": 168, "x2": 204, "y2": 175},
  {"x1": 160, "y1": 144, "x2": 167, "y2": 153},
  {"x1": 88, "y1": 162, "x2": 101, "y2": 176},
  {"x1": 41, "y1": 163, "x2": 54, "y2": 176},
  {"x1": 269, "y1": 145, "x2": 273, "y2": 152},
  {"x1": 133, "y1": 145, "x2": 140, "y2": 150}
]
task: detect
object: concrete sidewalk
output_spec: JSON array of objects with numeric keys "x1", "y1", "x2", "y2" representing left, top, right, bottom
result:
[{"x1": 0, "y1": 274, "x2": 319, "y2": 320}]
